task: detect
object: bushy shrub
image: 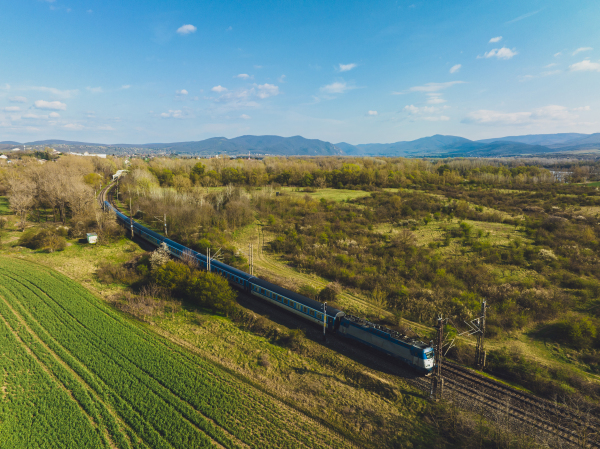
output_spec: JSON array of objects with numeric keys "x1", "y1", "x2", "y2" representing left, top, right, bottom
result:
[
  {"x1": 18, "y1": 228, "x2": 67, "y2": 252},
  {"x1": 555, "y1": 313, "x2": 597, "y2": 349}
]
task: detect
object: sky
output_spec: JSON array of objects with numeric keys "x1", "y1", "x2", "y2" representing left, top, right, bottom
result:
[{"x1": 0, "y1": 0, "x2": 599, "y2": 145}]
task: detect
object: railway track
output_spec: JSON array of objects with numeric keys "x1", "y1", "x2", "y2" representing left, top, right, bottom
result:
[
  {"x1": 100, "y1": 180, "x2": 599, "y2": 447},
  {"x1": 441, "y1": 361, "x2": 600, "y2": 447}
]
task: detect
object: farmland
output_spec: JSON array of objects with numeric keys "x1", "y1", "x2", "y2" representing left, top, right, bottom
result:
[{"x1": 0, "y1": 257, "x2": 357, "y2": 448}]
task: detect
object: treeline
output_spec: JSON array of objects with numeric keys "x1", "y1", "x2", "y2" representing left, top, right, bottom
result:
[{"x1": 123, "y1": 156, "x2": 556, "y2": 190}]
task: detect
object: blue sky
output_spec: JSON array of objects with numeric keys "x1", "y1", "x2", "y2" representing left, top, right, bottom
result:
[{"x1": 0, "y1": 0, "x2": 599, "y2": 144}]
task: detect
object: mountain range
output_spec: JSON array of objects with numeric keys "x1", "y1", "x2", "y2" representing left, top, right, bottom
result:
[{"x1": 2, "y1": 132, "x2": 600, "y2": 158}]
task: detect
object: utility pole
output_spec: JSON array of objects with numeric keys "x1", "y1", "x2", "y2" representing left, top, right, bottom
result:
[
  {"x1": 129, "y1": 197, "x2": 134, "y2": 239},
  {"x1": 248, "y1": 243, "x2": 254, "y2": 276},
  {"x1": 323, "y1": 301, "x2": 327, "y2": 340},
  {"x1": 431, "y1": 317, "x2": 445, "y2": 401},
  {"x1": 164, "y1": 213, "x2": 168, "y2": 237},
  {"x1": 207, "y1": 248, "x2": 211, "y2": 272},
  {"x1": 475, "y1": 299, "x2": 487, "y2": 369}
]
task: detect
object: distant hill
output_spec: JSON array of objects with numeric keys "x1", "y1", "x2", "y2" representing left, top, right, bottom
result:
[
  {"x1": 2, "y1": 132, "x2": 599, "y2": 157},
  {"x1": 477, "y1": 133, "x2": 588, "y2": 146},
  {"x1": 126, "y1": 135, "x2": 343, "y2": 156}
]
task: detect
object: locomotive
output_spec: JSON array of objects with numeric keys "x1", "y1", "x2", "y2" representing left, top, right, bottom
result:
[{"x1": 105, "y1": 201, "x2": 435, "y2": 374}]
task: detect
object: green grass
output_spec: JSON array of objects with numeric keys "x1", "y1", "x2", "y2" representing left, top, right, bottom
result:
[
  {"x1": 0, "y1": 196, "x2": 9, "y2": 215},
  {"x1": 279, "y1": 187, "x2": 373, "y2": 202},
  {"x1": 0, "y1": 257, "x2": 355, "y2": 448}
]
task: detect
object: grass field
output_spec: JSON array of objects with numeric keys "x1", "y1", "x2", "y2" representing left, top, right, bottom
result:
[
  {"x1": 0, "y1": 257, "x2": 359, "y2": 449},
  {"x1": 0, "y1": 196, "x2": 8, "y2": 215}
]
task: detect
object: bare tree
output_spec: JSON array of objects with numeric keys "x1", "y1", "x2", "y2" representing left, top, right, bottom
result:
[{"x1": 8, "y1": 177, "x2": 35, "y2": 230}]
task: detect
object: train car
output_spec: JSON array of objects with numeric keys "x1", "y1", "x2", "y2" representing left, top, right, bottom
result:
[
  {"x1": 104, "y1": 198, "x2": 435, "y2": 373},
  {"x1": 338, "y1": 315, "x2": 434, "y2": 373},
  {"x1": 249, "y1": 277, "x2": 345, "y2": 331}
]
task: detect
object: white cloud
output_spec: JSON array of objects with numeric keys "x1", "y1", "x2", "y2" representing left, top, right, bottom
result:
[
  {"x1": 256, "y1": 83, "x2": 279, "y2": 99},
  {"x1": 569, "y1": 60, "x2": 600, "y2": 72},
  {"x1": 367, "y1": 110, "x2": 378, "y2": 116},
  {"x1": 338, "y1": 63, "x2": 357, "y2": 72},
  {"x1": 489, "y1": 36, "x2": 502, "y2": 43},
  {"x1": 235, "y1": 74, "x2": 250, "y2": 79},
  {"x1": 463, "y1": 109, "x2": 531, "y2": 125},
  {"x1": 160, "y1": 110, "x2": 184, "y2": 118},
  {"x1": 573, "y1": 47, "x2": 593, "y2": 56},
  {"x1": 176, "y1": 89, "x2": 188, "y2": 95},
  {"x1": 34, "y1": 100, "x2": 66, "y2": 110},
  {"x1": 226, "y1": 26, "x2": 232, "y2": 31},
  {"x1": 398, "y1": 81, "x2": 464, "y2": 94},
  {"x1": 505, "y1": 9, "x2": 543, "y2": 25},
  {"x1": 9, "y1": 96, "x2": 27, "y2": 103},
  {"x1": 544, "y1": 63, "x2": 558, "y2": 68},
  {"x1": 86, "y1": 86, "x2": 102, "y2": 94},
  {"x1": 97, "y1": 125, "x2": 114, "y2": 131},
  {"x1": 240, "y1": 114, "x2": 251, "y2": 120},
  {"x1": 49, "y1": 112, "x2": 60, "y2": 118},
  {"x1": 554, "y1": 52, "x2": 562, "y2": 57},
  {"x1": 278, "y1": 74, "x2": 286, "y2": 83},
  {"x1": 320, "y1": 81, "x2": 356, "y2": 94},
  {"x1": 27, "y1": 86, "x2": 78, "y2": 99},
  {"x1": 478, "y1": 47, "x2": 518, "y2": 60},
  {"x1": 463, "y1": 104, "x2": 587, "y2": 126},
  {"x1": 22, "y1": 113, "x2": 45, "y2": 119},
  {"x1": 423, "y1": 115, "x2": 450, "y2": 121},
  {"x1": 449, "y1": 64, "x2": 461, "y2": 74},
  {"x1": 176, "y1": 24, "x2": 197, "y2": 35},
  {"x1": 212, "y1": 85, "x2": 228, "y2": 93},
  {"x1": 121, "y1": 85, "x2": 131, "y2": 89},
  {"x1": 3, "y1": 106, "x2": 20, "y2": 112},
  {"x1": 427, "y1": 93, "x2": 446, "y2": 104},
  {"x1": 64, "y1": 123, "x2": 84, "y2": 130},
  {"x1": 404, "y1": 105, "x2": 442, "y2": 115}
]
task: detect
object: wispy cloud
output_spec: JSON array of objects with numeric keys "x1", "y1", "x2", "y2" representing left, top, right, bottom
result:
[
  {"x1": 427, "y1": 93, "x2": 446, "y2": 104},
  {"x1": 554, "y1": 52, "x2": 562, "y2": 57},
  {"x1": 176, "y1": 24, "x2": 197, "y2": 35},
  {"x1": 26, "y1": 86, "x2": 78, "y2": 99},
  {"x1": 34, "y1": 100, "x2": 66, "y2": 111},
  {"x1": 86, "y1": 86, "x2": 102, "y2": 94},
  {"x1": 505, "y1": 8, "x2": 543, "y2": 25},
  {"x1": 64, "y1": 123, "x2": 84, "y2": 130},
  {"x1": 240, "y1": 114, "x2": 251, "y2": 120},
  {"x1": 478, "y1": 47, "x2": 518, "y2": 60},
  {"x1": 544, "y1": 63, "x2": 558, "y2": 68},
  {"x1": 463, "y1": 104, "x2": 587, "y2": 126},
  {"x1": 9, "y1": 96, "x2": 27, "y2": 103},
  {"x1": 256, "y1": 83, "x2": 279, "y2": 99},
  {"x1": 176, "y1": 89, "x2": 188, "y2": 95},
  {"x1": 235, "y1": 74, "x2": 250, "y2": 79},
  {"x1": 573, "y1": 47, "x2": 593, "y2": 56},
  {"x1": 121, "y1": 85, "x2": 131, "y2": 89},
  {"x1": 320, "y1": 81, "x2": 356, "y2": 94},
  {"x1": 338, "y1": 63, "x2": 357, "y2": 72},
  {"x1": 212, "y1": 85, "x2": 228, "y2": 93},
  {"x1": 367, "y1": 110, "x2": 378, "y2": 116},
  {"x1": 3, "y1": 106, "x2": 20, "y2": 112},
  {"x1": 489, "y1": 36, "x2": 502, "y2": 43},
  {"x1": 449, "y1": 64, "x2": 461, "y2": 74},
  {"x1": 395, "y1": 81, "x2": 465, "y2": 94},
  {"x1": 49, "y1": 112, "x2": 60, "y2": 118},
  {"x1": 569, "y1": 60, "x2": 600, "y2": 72},
  {"x1": 160, "y1": 110, "x2": 184, "y2": 118},
  {"x1": 278, "y1": 75, "x2": 286, "y2": 83}
]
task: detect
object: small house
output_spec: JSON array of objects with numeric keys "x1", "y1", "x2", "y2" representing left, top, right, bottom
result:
[{"x1": 86, "y1": 233, "x2": 98, "y2": 244}]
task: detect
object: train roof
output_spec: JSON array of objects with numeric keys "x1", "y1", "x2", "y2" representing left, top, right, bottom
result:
[
  {"x1": 343, "y1": 315, "x2": 432, "y2": 349},
  {"x1": 210, "y1": 259, "x2": 255, "y2": 281},
  {"x1": 250, "y1": 277, "x2": 344, "y2": 318}
]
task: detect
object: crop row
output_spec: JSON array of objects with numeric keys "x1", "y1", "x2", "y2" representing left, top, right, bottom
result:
[
  {"x1": 0, "y1": 306, "x2": 104, "y2": 448},
  {"x1": 0, "y1": 258, "x2": 347, "y2": 448}
]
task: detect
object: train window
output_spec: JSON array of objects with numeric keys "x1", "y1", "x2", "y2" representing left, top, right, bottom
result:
[
  {"x1": 317, "y1": 313, "x2": 322, "y2": 320},
  {"x1": 303, "y1": 307, "x2": 307, "y2": 313},
  {"x1": 290, "y1": 301, "x2": 295, "y2": 308},
  {"x1": 309, "y1": 310, "x2": 315, "y2": 317}
]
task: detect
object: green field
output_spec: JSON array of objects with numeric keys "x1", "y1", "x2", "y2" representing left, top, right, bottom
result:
[
  {"x1": 0, "y1": 257, "x2": 354, "y2": 448},
  {"x1": 0, "y1": 196, "x2": 8, "y2": 215}
]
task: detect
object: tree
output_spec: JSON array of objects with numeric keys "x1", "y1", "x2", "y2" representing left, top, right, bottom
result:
[
  {"x1": 8, "y1": 177, "x2": 35, "y2": 230},
  {"x1": 320, "y1": 282, "x2": 342, "y2": 302},
  {"x1": 150, "y1": 242, "x2": 171, "y2": 271},
  {"x1": 0, "y1": 217, "x2": 7, "y2": 245}
]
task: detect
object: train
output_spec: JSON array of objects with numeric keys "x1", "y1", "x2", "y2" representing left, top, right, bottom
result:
[{"x1": 104, "y1": 200, "x2": 435, "y2": 374}]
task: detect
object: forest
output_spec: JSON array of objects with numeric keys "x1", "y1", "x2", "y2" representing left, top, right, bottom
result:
[{"x1": 3, "y1": 152, "x2": 600, "y2": 404}]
